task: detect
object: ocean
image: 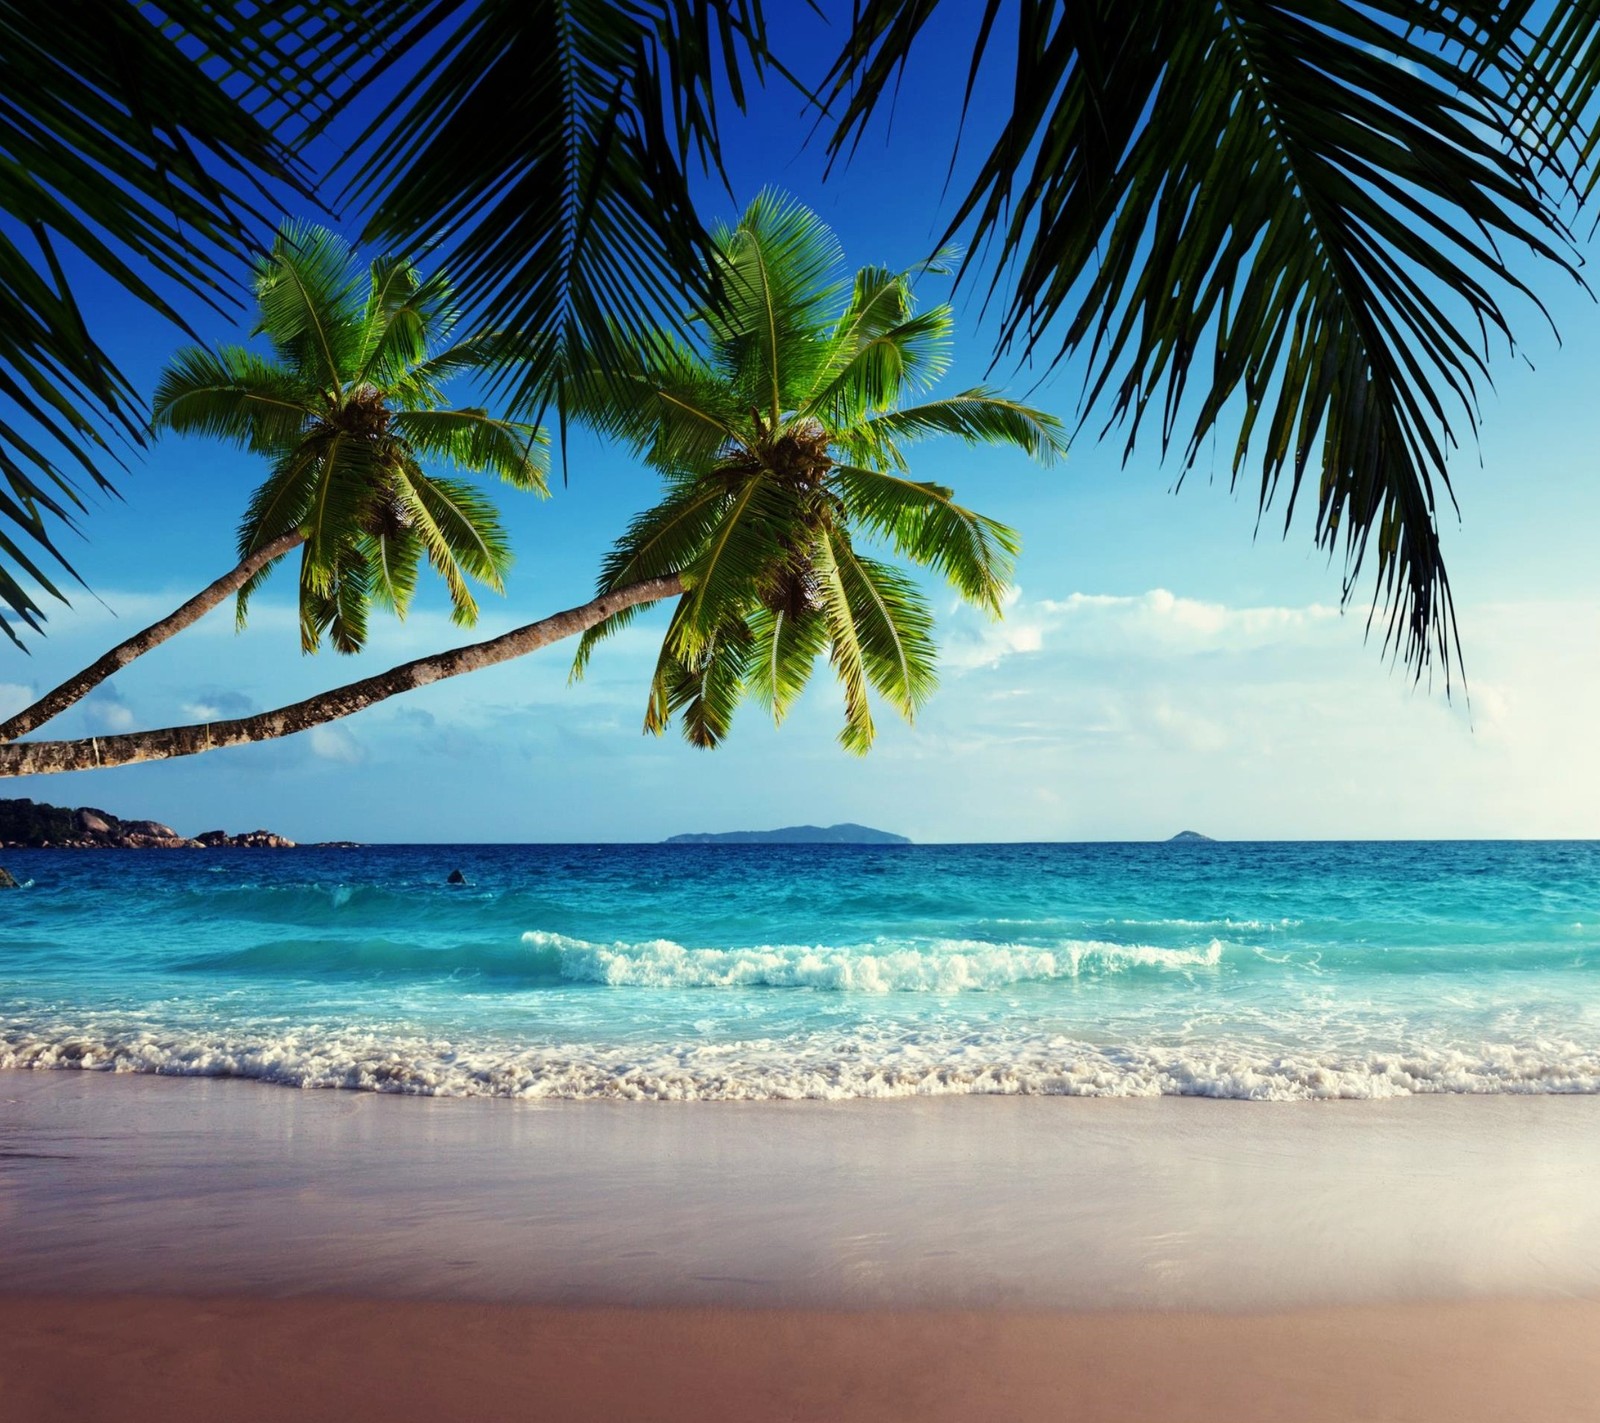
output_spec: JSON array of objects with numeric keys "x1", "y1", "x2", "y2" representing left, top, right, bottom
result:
[{"x1": 2, "y1": 840, "x2": 1598, "y2": 1100}]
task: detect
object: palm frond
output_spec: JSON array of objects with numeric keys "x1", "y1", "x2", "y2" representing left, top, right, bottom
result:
[
  {"x1": 340, "y1": 0, "x2": 781, "y2": 415},
  {"x1": 253, "y1": 222, "x2": 366, "y2": 392},
  {"x1": 152, "y1": 346, "x2": 314, "y2": 452},
  {"x1": 300, "y1": 543, "x2": 374, "y2": 656},
  {"x1": 745, "y1": 605, "x2": 830, "y2": 724},
  {"x1": 829, "y1": 464, "x2": 1020, "y2": 614},
  {"x1": 357, "y1": 528, "x2": 424, "y2": 619},
  {"x1": 661, "y1": 617, "x2": 757, "y2": 748},
  {"x1": 811, "y1": 525, "x2": 876, "y2": 754},
  {"x1": 709, "y1": 189, "x2": 848, "y2": 419},
  {"x1": 399, "y1": 468, "x2": 513, "y2": 621},
  {"x1": 565, "y1": 339, "x2": 747, "y2": 475},
  {"x1": 390, "y1": 409, "x2": 550, "y2": 493},
  {"x1": 673, "y1": 475, "x2": 800, "y2": 657},
  {"x1": 841, "y1": 390, "x2": 1068, "y2": 470},
  {"x1": 356, "y1": 260, "x2": 458, "y2": 387},
  {"x1": 0, "y1": 2, "x2": 348, "y2": 641},
  {"x1": 824, "y1": 0, "x2": 1578, "y2": 674}
]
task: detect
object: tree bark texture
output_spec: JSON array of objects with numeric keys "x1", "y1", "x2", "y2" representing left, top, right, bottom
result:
[
  {"x1": 0, "y1": 530, "x2": 309, "y2": 743},
  {"x1": 0, "y1": 575, "x2": 684, "y2": 776}
]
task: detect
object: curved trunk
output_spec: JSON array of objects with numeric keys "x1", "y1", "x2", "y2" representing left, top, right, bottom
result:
[
  {"x1": 0, "y1": 574, "x2": 684, "y2": 776},
  {"x1": 0, "y1": 530, "x2": 308, "y2": 743}
]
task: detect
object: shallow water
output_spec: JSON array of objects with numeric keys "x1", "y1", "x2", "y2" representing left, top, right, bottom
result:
[{"x1": 2, "y1": 841, "x2": 1599, "y2": 1099}]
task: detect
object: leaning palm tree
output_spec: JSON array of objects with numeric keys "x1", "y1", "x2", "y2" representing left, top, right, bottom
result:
[
  {"x1": 0, "y1": 222, "x2": 547, "y2": 743},
  {"x1": 569, "y1": 191, "x2": 1066, "y2": 751},
  {"x1": 0, "y1": 196, "x2": 1064, "y2": 776}
]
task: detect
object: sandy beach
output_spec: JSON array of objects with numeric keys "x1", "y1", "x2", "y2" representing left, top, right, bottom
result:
[{"x1": 4, "y1": 1072, "x2": 1600, "y2": 1419}]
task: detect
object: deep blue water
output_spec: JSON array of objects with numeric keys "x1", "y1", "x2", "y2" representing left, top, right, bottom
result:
[{"x1": 3, "y1": 841, "x2": 1600, "y2": 1099}]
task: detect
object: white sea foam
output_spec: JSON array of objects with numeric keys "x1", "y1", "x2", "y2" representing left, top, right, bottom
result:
[
  {"x1": 7, "y1": 1022, "x2": 1600, "y2": 1101},
  {"x1": 519, "y1": 931, "x2": 1224, "y2": 991}
]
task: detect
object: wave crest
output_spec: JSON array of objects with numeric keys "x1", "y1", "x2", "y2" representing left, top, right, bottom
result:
[{"x1": 522, "y1": 931, "x2": 1224, "y2": 992}]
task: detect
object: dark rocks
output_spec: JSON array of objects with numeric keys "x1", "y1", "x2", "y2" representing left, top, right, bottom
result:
[
  {"x1": 0, "y1": 866, "x2": 17, "y2": 889},
  {"x1": 0, "y1": 796, "x2": 297, "y2": 850},
  {"x1": 447, "y1": 869, "x2": 466, "y2": 885},
  {"x1": 231, "y1": 829, "x2": 296, "y2": 849}
]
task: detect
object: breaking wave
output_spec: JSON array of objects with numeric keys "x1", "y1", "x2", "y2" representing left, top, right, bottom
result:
[{"x1": 6, "y1": 1021, "x2": 1600, "y2": 1101}]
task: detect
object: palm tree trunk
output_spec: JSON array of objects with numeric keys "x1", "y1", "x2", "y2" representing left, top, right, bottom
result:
[
  {"x1": 0, "y1": 574, "x2": 685, "y2": 776},
  {"x1": 0, "y1": 531, "x2": 308, "y2": 743}
]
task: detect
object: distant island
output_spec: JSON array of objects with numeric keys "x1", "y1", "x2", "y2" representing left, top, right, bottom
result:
[
  {"x1": 665, "y1": 823, "x2": 911, "y2": 846},
  {"x1": 0, "y1": 796, "x2": 337, "y2": 850},
  {"x1": 1168, "y1": 830, "x2": 1216, "y2": 843}
]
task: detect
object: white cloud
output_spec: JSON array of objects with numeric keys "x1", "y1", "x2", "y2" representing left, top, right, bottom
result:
[
  {"x1": 0, "y1": 682, "x2": 32, "y2": 718},
  {"x1": 944, "y1": 587, "x2": 1346, "y2": 671},
  {"x1": 307, "y1": 725, "x2": 363, "y2": 764},
  {"x1": 82, "y1": 688, "x2": 136, "y2": 733}
]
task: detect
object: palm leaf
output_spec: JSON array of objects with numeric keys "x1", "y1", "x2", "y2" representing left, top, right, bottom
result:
[
  {"x1": 152, "y1": 346, "x2": 314, "y2": 452},
  {"x1": 829, "y1": 464, "x2": 1019, "y2": 614},
  {"x1": 390, "y1": 409, "x2": 550, "y2": 493},
  {"x1": 339, "y1": 0, "x2": 782, "y2": 416},
  {"x1": 810, "y1": 524, "x2": 876, "y2": 754},
  {"x1": 0, "y1": 3, "x2": 346, "y2": 642},
  {"x1": 828, "y1": 544, "x2": 938, "y2": 721},
  {"x1": 745, "y1": 604, "x2": 830, "y2": 724},
  {"x1": 253, "y1": 222, "x2": 366, "y2": 392},
  {"x1": 708, "y1": 189, "x2": 848, "y2": 420},
  {"x1": 824, "y1": 0, "x2": 1578, "y2": 674},
  {"x1": 841, "y1": 390, "x2": 1068, "y2": 470}
]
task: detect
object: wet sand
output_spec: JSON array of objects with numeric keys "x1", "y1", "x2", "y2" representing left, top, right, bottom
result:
[{"x1": 5, "y1": 1071, "x2": 1600, "y2": 1419}]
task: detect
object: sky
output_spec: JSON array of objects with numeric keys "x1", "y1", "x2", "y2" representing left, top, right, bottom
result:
[{"x1": 4, "y1": 4, "x2": 1600, "y2": 843}]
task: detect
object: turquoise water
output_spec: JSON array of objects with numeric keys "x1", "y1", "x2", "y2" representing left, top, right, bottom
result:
[{"x1": 3, "y1": 841, "x2": 1600, "y2": 1099}]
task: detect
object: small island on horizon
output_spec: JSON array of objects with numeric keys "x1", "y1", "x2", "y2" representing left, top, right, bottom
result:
[
  {"x1": 1168, "y1": 830, "x2": 1216, "y2": 843},
  {"x1": 664, "y1": 823, "x2": 911, "y2": 846}
]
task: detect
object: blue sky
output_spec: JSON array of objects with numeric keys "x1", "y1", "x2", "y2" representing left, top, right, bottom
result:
[{"x1": 4, "y1": 5, "x2": 1600, "y2": 842}]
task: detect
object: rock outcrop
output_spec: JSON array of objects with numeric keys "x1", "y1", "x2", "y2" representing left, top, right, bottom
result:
[{"x1": 0, "y1": 797, "x2": 302, "y2": 849}]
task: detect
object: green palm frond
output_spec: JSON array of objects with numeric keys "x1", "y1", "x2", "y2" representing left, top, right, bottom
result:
[
  {"x1": 152, "y1": 347, "x2": 315, "y2": 452},
  {"x1": 0, "y1": 3, "x2": 347, "y2": 643},
  {"x1": 708, "y1": 189, "x2": 848, "y2": 419},
  {"x1": 237, "y1": 443, "x2": 322, "y2": 564},
  {"x1": 828, "y1": 465, "x2": 1019, "y2": 615},
  {"x1": 745, "y1": 605, "x2": 830, "y2": 724},
  {"x1": 356, "y1": 261, "x2": 459, "y2": 387},
  {"x1": 300, "y1": 544, "x2": 375, "y2": 656},
  {"x1": 253, "y1": 222, "x2": 368, "y2": 393},
  {"x1": 358, "y1": 529, "x2": 425, "y2": 620},
  {"x1": 340, "y1": 0, "x2": 782, "y2": 415},
  {"x1": 299, "y1": 433, "x2": 387, "y2": 598},
  {"x1": 673, "y1": 475, "x2": 802, "y2": 658},
  {"x1": 660, "y1": 617, "x2": 757, "y2": 748},
  {"x1": 806, "y1": 306, "x2": 954, "y2": 427},
  {"x1": 823, "y1": 0, "x2": 1580, "y2": 675},
  {"x1": 811, "y1": 526, "x2": 876, "y2": 754},
  {"x1": 827, "y1": 542, "x2": 938, "y2": 722},
  {"x1": 842, "y1": 391, "x2": 1069, "y2": 470},
  {"x1": 390, "y1": 409, "x2": 549, "y2": 493}
]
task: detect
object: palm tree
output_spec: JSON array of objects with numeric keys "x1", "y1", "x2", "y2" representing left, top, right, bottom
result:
[
  {"x1": 568, "y1": 191, "x2": 1066, "y2": 751},
  {"x1": 0, "y1": 222, "x2": 547, "y2": 743},
  {"x1": 0, "y1": 196, "x2": 1063, "y2": 776}
]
